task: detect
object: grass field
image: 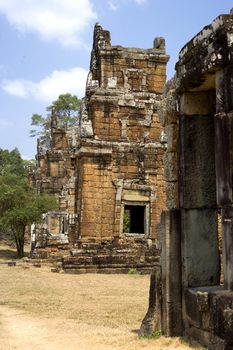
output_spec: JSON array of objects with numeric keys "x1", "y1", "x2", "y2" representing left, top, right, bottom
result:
[{"x1": 0, "y1": 244, "x2": 204, "y2": 350}]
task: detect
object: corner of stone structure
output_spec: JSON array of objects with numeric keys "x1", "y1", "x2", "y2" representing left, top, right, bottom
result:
[
  {"x1": 79, "y1": 97, "x2": 94, "y2": 138},
  {"x1": 158, "y1": 75, "x2": 179, "y2": 210},
  {"x1": 153, "y1": 37, "x2": 166, "y2": 53},
  {"x1": 93, "y1": 22, "x2": 111, "y2": 50},
  {"x1": 159, "y1": 75, "x2": 179, "y2": 127}
]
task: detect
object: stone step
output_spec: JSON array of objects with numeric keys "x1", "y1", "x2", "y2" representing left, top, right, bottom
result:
[
  {"x1": 62, "y1": 248, "x2": 159, "y2": 272},
  {"x1": 70, "y1": 248, "x2": 136, "y2": 257},
  {"x1": 64, "y1": 255, "x2": 143, "y2": 266},
  {"x1": 70, "y1": 243, "x2": 158, "y2": 256},
  {"x1": 63, "y1": 262, "x2": 159, "y2": 274}
]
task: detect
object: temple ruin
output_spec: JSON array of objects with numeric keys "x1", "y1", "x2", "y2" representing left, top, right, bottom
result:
[
  {"x1": 31, "y1": 8, "x2": 233, "y2": 347},
  {"x1": 141, "y1": 9, "x2": 233, "y2": 349},
  {"x1": 31, "y1": 24, "x2": 169, "y2": 273}
]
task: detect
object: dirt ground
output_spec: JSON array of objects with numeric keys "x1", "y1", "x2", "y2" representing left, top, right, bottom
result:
[{"x1": 0, "y1": 244, "x2": 204, "y2": 350}]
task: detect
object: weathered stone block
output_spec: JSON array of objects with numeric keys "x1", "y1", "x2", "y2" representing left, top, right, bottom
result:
[
  {"x1": 222, "y1": 206, "x2": 233, "y2": 290},
  {"x1": 215, "y1": 112, "x2": 233, "y2": 206},
  {"x1": 189, "y1": 326, "x2": 227, "y2": 350},
  {"x1": 180, "y1": 92, "x2": 215, "y2": 116},
  {"x1": 163, "y1": 151, "x2": 177, "y2": 182},
  {"x1": 164, "y1": 124, "x2": 178, "y2": 151},
  {"x1": 182, "y1": 209, "x2": 219, "y2": 287},
  {"x1": 165, "y1": 181, "x2": 179, "y2": 209},
  {"x1": 185, "y1": 287, "x2": 213, "y2": 330},
  {"x1": 180, "y1": 115, "x2": 216, "y2": 208}
]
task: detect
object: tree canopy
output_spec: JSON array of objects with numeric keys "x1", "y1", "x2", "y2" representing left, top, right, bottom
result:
[
  {"x1": 30, "y1": 93, "x2": 81, "y2": 139},
  {"x1": 0, "y1": 148, "x2": 25, "y2": 177},
  {"x1": 0, "y1": 149, "x2": 56, "y2": 258}
]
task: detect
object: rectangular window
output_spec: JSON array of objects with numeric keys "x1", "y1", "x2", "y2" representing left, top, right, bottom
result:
[
  {"x1": 48, "y1": 214, "x2": 68, "y2": 235},
  {"x1": 123, "y1": 205, "x2": 145, "y2": 234}
]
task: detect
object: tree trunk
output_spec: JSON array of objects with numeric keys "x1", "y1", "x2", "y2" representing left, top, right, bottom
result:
[
  {"x1": 14, "y1": 230, "x2": 25, "y2": 259},
  {"x1": 16, "y1": 239, "x2": 24, "y2": 258}
]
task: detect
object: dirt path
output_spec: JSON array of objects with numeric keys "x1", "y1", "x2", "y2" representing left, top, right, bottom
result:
[
  {"x1": 0, "y1": 246, "x2": 203, "y2": 350},
  {"x1": 0, "y1": 306, "x2": 67, "y2": 350},
  {"x1": 0, "y1": 305, "x2": 199, "y2": 350},
  {"x1": 0, "y1": 305, "x2": 121, "y2": 350},
  {"x1": 0, "y1": 305, "x2": 119, "y2": 350}
]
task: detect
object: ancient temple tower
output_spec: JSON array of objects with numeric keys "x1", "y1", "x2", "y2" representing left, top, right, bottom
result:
[{"x1": 32, "y1": 24, "x2": 169, "y2": 272}]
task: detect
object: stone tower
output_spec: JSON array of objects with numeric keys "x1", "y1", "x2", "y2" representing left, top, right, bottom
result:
[{"x1": 32, "y1": 24, "x2": 169, "y2": 272}]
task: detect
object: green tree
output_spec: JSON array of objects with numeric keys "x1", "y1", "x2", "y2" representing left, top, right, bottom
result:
[
  {"x1": 0, "y1": 148, "x2": 25, "y2": 177},
  {"x1": 0, "y1": 175, "x2": 56, "y2": 258},
  {"x1": 29, "y1": 113, "x2": 50, "y2": 138},
  {"x1": 30, "y1": 93, "x2": 81, "y2": 139},
  {"x1": 0, "y1": 149, "x2": 56, "y2": 258},
  {"x1": 47, "y1": 93, "x2": 81, "y2": 125}
]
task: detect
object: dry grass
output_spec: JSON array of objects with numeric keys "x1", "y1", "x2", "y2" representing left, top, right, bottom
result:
[{"x1": 0, "y1": 244, "x2": 204, "y2": 350}]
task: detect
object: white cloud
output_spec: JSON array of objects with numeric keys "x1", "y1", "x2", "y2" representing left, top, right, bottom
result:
[
  {"x1": 2, "y1": 67, "x2": 88, "y2": 103},
  {"x1": 108, "y1": 1, "x2": 117, "y2": 11},
  {"x1": 0, "y1": 0, "x2": 97, "y2": 47},
  {"x1": 108, "y1": 0, "x2": 147, "y2": 11},
  {"x1": 2, "y1": 80, "x2": 34, "y2": 98},
  {"x1": 134, "y1": 0, "x2": 147, "y2": 4}
]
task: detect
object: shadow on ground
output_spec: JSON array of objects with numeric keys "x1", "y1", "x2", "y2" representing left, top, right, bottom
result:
[
  {"x1": 0, "y1": 248, "x2": 18, "y2": 261},
  {"x1": 0, "y1": 241, "x2": 30, "y2": 261}
]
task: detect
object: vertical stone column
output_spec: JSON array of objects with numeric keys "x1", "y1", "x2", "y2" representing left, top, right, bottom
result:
[
  {"x1": 113, "y1": 179, "x2": 123, "y2": 241},
  {"x1": 154, "y1": 78, "x2": 182, "y2": 336},
  {"x1": 222, "y1": 207, "x2": 233, "y2": 290},
  {"x1": 160, "y1": 210, "x2": 182, "y2": 336},
  {"x1": 179, "y1": 93, "x2": 219, "y2": 288},
  {"x1": 215, "y1": 69, "x2": 233, "y2": 290}
]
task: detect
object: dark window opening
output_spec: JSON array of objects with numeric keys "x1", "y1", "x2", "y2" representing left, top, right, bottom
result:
[
  {"x1": 60, "y1": 217, "x2": 65, "y2": 234},
  {"x1": 123, "y1": 205, "x2": 145, "y2": 234}
]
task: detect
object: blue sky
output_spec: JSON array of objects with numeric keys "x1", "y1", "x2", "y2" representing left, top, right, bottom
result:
[{"x1": 0, "y1": 0, "x2": 231, "y2": 159}]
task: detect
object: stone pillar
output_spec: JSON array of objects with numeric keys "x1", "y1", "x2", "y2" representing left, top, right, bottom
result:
[
  {"x1": 179, "y1": 105, "x2": 219, "y2": 288},
  {"x1": 222, "y1": 207, "x2": 233, "y2": 290},
  {"x1": 215, "y1": 70, "x2": 233, "y2": 291},
  {"x1": 160, "y1": 209, "x2": 182, "y2": 336}
]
